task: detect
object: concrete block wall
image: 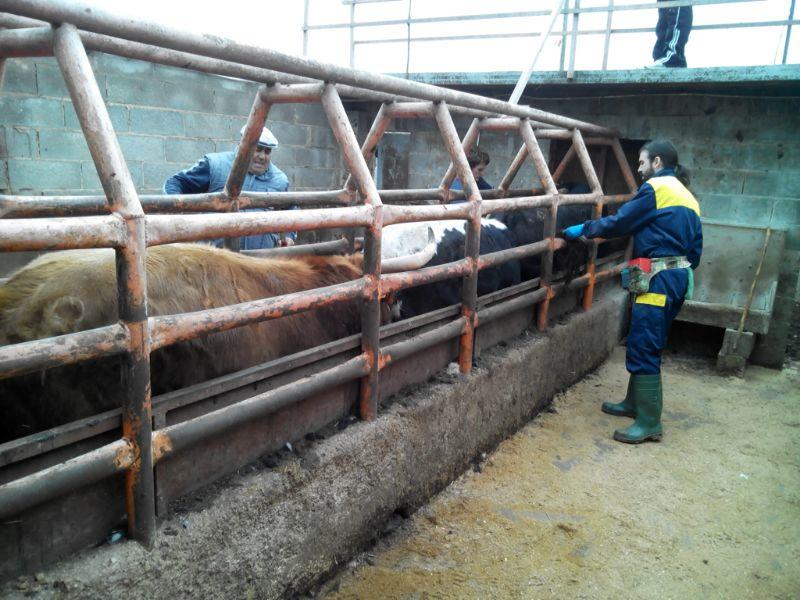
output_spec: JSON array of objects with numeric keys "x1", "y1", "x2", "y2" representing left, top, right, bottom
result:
[
  {"x1": 0, "y1": 54, "x2": 344, "y2": 196},
  {"x1": 391, "y1": 116, "x2": 544, "y2": 191},
  {"x1": 532, "y1": 93, "x2": 800, "y2": 367}
]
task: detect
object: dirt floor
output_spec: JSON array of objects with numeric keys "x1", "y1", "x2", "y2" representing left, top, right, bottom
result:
[{"x1": 318, "y1": 347, "x2": 800, "y2": 599}]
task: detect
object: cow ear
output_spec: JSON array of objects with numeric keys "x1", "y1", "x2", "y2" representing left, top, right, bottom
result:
[{"x1": 49, "y1": 296, "x2": 85, "y2": 333}]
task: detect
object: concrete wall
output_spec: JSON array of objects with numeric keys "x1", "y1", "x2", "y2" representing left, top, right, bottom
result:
[
  {"x1": 0, "y1": 54, "x2": 344, "y2": 196},
  {"x1": 389, "y1": 116, "x2": 543, "y2": 191}
]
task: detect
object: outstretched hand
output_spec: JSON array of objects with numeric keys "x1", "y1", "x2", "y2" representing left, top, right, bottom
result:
[{"x1": 562, "y1": 223, "x2": 585, "y2": 240}]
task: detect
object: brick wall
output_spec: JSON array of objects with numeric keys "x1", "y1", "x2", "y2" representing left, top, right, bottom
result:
[{"x1": 0, "y1": 54, "x2": 343, "y2": 196}]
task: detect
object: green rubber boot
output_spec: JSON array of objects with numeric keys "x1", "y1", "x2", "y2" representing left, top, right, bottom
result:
[
  {"x1": 613, "y1": 374, "x2": 663, "y2": 444},
  {"x1": 601, "y1": 376, "x2": 636, "y2": 417}
]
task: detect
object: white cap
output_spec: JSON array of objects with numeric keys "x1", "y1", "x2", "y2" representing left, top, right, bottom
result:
[{"x1": 240, "y1": 125, "x2": 278, "y2": 149}]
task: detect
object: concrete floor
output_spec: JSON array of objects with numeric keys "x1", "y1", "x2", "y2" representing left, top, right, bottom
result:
[{"x1": 323, "y1": 347, "x2": 800, "y2": 599}]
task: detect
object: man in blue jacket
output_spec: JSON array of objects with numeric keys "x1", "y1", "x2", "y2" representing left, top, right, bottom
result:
[
  {"x1": 164, "y1": 127, "x2": 296, "y2": 249},
  {"x1": 564, "y1": 139, "x2": 702, "y2": 444}
]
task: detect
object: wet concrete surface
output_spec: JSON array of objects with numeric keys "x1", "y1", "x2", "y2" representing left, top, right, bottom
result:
[{"x1": 323, "y1": 348, "x2": 800, "y2": 599}]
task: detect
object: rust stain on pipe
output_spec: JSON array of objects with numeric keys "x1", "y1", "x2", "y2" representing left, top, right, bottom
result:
[{"x1": 151, "y1": 430, "x2": 174, "y2": 464}]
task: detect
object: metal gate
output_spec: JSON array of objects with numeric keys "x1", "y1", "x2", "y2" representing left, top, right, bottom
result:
[{"x1": 0, "y1": 0, "x2": 638, "y2": 575}]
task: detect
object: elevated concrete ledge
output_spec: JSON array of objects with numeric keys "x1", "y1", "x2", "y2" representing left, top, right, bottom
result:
[
  {"x1": 399, "y1": 66, "x2": 800, "y2": 98},
  {"x1": 0, "y1": 289, "x2": 627, "y2": 599}
]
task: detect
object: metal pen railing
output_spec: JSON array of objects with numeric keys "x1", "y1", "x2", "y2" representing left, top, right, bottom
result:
[
  {"x1": 0, "y1": 0, "x2": 637, "y2": 551},
  {"x1": 303, "y1": 0, "x2": 796, "y2": 76}
]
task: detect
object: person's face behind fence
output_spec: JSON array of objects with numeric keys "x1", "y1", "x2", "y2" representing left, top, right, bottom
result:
[
  {"x1": 471, "y1": 161, "x2": 488, "y2": 181},
  {"x1": 249, "y1": 146, "x2": 272, "y2": 176}
]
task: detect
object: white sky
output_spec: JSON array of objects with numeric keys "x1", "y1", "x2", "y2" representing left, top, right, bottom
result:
[{"x1": 86, "y1": 0, "x2": 797, "y2": 72}]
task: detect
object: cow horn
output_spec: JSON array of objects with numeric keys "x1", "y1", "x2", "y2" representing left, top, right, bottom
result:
[{"x1": 382, "y1": 227, "x2": 437, "y2": 273}]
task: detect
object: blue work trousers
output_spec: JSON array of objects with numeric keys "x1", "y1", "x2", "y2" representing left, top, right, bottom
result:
[{"x1": 626, "y1": 269, "x2": 689, "y2": 375}]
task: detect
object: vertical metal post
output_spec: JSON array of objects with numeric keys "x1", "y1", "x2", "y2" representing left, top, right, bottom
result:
[
  {"x1": 321, "y1": 84, "x2": 382, "y2": 420},
  {"x1": 602, "y1": 0, "x2": 614, "y2": 71},
  {"x1": 783, "y1": 0, "x2": 796, "y2": 65},
  {"x1": 520, "y1": 120, "x2": 558, "y2": 331},
  {"x1": 405, "y1": 0, "x2": 412, "y2": 77},
  {"x1": 302, "y1": 0, "x2": 310, "y2": 56},
  {"x1": 53, "y1": 23, "x2": 154, "y2": 547},
  {"x1": 560, "y1": 0, "x2": 570, "y2": 72},
  {"x1": 222, "y1": 87, "x2": 273, "y2": 251},
  {"x1": 571, "y1": 130, "x2": 602, "y2": 310},
  {"x1": 567, "y1": 0, "x2": 580, "y2": 80},
  {"x1": 434, "y1": 102, "x2": 480, "y2": 373},
  {"x1": 0, "y1": 58, "x2": 6, "y2": 91},
  {"x1": 510, "y1": 0, "x2": 566, "y2": 104},
  {"x1": 349, "y1": 2, "x2": 356, "y2": 68}
]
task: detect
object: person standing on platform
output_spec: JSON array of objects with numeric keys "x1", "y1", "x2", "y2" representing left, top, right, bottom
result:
[{"x1": 646, "y1": 0, "x2": 693, "y2": 68}]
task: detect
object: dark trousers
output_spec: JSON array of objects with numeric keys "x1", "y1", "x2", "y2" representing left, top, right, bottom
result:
[{"x1": 653, "y1": 0, "x2": 693, "y2": 67}]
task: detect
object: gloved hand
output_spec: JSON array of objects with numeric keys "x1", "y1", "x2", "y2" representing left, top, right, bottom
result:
[{"x1": 562, "y1": 223, "x2": 585, "y2": 240}]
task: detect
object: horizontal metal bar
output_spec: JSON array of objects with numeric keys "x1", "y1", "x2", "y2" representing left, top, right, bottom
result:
[
  {"x1": 144, "y1": 206, "x2": 375, "y2": 246},
  {"x1": 149, "y1": 279, "x2": 366, "y2": 351},
  {"x1": 306, "y1": 9, "x2": 552, "y2": 30},
  {"x1": 152, "y1": 354, "x2": 369, "y2": 462},
  {"x1": 481, "y1": 195, "x2": 555, "y2": 215},
  {"x1": 354, "y1": 11, "x2": 785, "y2": 46},
  {"x1": 242, "y1": 237, "x2": 352, "y2": 258},
  {"x1": 558, "y1": 192, "x2": 604, "y2": 206},
  {"x1": 0, "y1": 24, "x2": 52, "y2": 56},
  {"x1": 382, "y1": 202, "x2": 473, "y2": 225},
  {"x1": 0, "y1": 215, "x2": 128, "y2": 251},
  {"x1": 380, "y1": 258, "x2": 471, "y2": 295},
  {"x1": 0, "y1": 1, "x2": 614, "y2": 134},
  {"x1": 377, "y1": 188, "x2": 446, "y2": 203},
  {"x1": 379, "y1": 317, "x2": 465, "y2": 367},
  {"x1": 0, "y1": 438, "x2": 134, "y2": 521},
  {"x1": 477, "y1": 286, "x2": 549, "y2": 325},
  {"x1": 260, "y1": 82, "x2": 325, "y2": 103},
  {"x1": 308, "y1": 1, "x2": 757, "y2": 31},
  {"x1": 0, "y1": 190, "x2": 351, "y2": 218},
  {"x1": 477, "y1": 238, "x2": 563, "y2": 271},
  {"x1": 354, "y1": 17, "x2": 795, "y2": 46},
  {"x1": 0, "y1": 324, "x2": 130, "y2": 380},
  {"x1": 478, "y1": 117, "x2": 522, "y2": 132},
  {"x1": 384, "y1": 101, "x2": 435, "y2": 118},
  {"x1": 0, "y1": 406, "x2": 121, "y2": 468}
]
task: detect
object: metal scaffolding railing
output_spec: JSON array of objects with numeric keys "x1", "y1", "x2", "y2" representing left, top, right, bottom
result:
[
  {"x1": 303, "y1": 0, "x2": 797, "y2": 74},
  {"x1": 0, "y1": 0, "x2": 638, "y2": 551}
]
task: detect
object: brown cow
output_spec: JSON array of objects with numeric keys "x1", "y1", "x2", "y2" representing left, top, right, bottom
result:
[{"x1": 0, "y1": 243, "x2": 382, "y2": 442}]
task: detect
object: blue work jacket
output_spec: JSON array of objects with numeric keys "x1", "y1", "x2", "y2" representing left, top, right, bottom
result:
[
  {"x1": 163, "y1": 150, "x2": 295, "y2": 249},
  {"x1": 581, "y1": 168, "x2": 702, "y2": 268}
]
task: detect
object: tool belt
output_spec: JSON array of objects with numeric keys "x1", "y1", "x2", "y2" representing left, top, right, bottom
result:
[{"x1": 621, "y1": 256, "x2": 692, "y2": 295}]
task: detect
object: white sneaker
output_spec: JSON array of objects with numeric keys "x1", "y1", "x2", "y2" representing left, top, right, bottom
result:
[{"x1": 644, "y1": 62, "x2": 667, "y2": 69}]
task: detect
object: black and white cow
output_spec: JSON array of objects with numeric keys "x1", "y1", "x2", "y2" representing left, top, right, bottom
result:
[
  {"x1": 382, "y1": 219, "x2": 521, "y2": 319},
  {"x1": 497, "y1": 204, "x2": 593, "y2": 281}
]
